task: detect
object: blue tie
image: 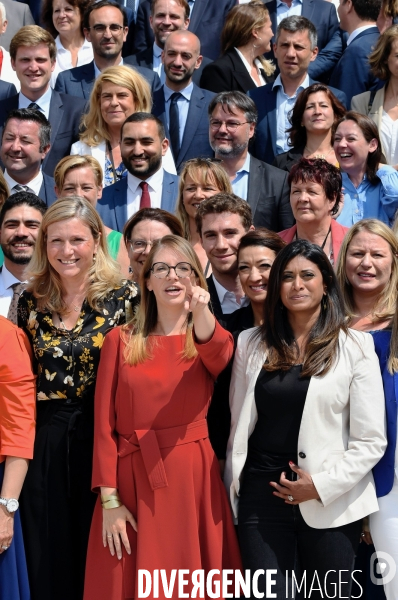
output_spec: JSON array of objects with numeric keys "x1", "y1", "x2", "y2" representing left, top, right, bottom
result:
[{"x1": 169, "y1": 92, "x2": 182, "y2": 161}]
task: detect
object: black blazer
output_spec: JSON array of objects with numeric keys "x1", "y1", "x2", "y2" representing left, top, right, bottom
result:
[
  {"x1": 200, "y1": 48, "x2": 274, "y2": 94},
  {"x1": 0, "y1": 91, "x2": 87, "y2": 178},
  {"x1": 247, "y1": 156, "x2": 294, "y2": 231},
  {"x1": 272, "y1": 146, "x2": 305, "y2": 173}
]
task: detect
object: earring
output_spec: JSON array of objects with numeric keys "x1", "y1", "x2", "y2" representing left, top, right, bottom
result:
[{"x1": 93, "y1": 254, "x2": 97, "y2": 263}]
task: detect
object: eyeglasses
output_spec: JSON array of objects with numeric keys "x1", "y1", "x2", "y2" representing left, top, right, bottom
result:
[
  {"x1": 128, "y1": 239, "x2": 161, "y2": 252},
  {"x1": 209, "y1": 119, "x2": 249, "y2": 132},
  {"x1": 88, "y1": 24, "x2": 124, "y2": 33},
  {"x1": 150, "y1": 262, "x2": 194, "y2": 279}
]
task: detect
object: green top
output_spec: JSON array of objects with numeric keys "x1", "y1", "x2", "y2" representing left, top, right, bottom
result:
[{"x1": 106, "y1": 229, "x2": 122, "y2": 260}]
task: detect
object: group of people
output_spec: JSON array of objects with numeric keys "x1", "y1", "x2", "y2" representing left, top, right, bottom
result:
[{"x1": 2, "y1": 0, "x2": 398, "y2": 599}]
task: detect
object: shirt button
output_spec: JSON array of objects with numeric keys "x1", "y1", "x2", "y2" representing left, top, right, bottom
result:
[
  {"x1": 66, "y1": 399, "x2": 72, "y2": 404},
  {"x1": 299, "y1": 452, "x2": 306, "y2": 459}
]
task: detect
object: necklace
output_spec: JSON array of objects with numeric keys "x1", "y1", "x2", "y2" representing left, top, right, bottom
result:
[
  {"x1": 295, "y1": 225, "x2": 331, "y2": 250},
  {"x1": 304, "y1": 146, "x2": 334, "y2": 160}
]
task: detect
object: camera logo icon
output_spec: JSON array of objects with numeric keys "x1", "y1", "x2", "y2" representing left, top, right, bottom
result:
[{"x1": 370, "y1": 551, "x2": 396, "y2": 586}]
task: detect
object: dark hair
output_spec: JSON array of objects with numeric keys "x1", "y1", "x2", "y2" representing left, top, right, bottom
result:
[
  {"x1": 195, "y1": 193, "x2": 253, "y2": 235},
  {"x1": 276, "y1": 16, "x2": 317, "y2": 49},
  {"x1": 83, "y1": 0, "x2": 127, "y2": 30},
  {"x1": 287, "y1": 84, "x2": 346, "y2": 148},
  {"x1": 260, "y1": 239, "x2": 346, "y2": 377},
  {"x1": 42, "y1": 0, "x2": 93, "y2": 38},
  {"x1": 150, "y1": 0, "x2": 190, "y2": 19},
  {"x1": 123, "y1": 208, "x2": 184, "y2": 247},
  {"x1": 288, "y1": 158, "x2": 342, "y2": 215},
  {"x1": 332, "y1": 111, "x2": 382, "y2": 184},
  {"x1": 121, "y1": 112, "x2": 166, "y2": 141},
  {"x1": 2, "y1": 108, "x2": 51, "y2": 152},
  {"x1": 238, "y1": 228, "x2": 286, "y2": 259},
  {"x1": 0, "y1": 192, "x2": 47, "y2": 227},
  {"x1": 349, "y1": 0, "x2": 382, "y2": 21},
  {"x1": 369, "y1": 24, "x2": 398, "y2": 80},
  {"x1": 208, "y1": 91, "x2": 258, "y2": 125}
]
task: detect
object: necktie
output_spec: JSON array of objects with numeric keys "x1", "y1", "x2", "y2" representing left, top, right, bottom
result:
[
  {"x1": 11, "y1": 184, "x2": 32, "y2": 194},
  {"x1": 28, "y1": 102, "x2": 42, "y2": 111},
  {"x1": 169, "y1": 92, "x2": 182, "y2": 161},
  {"x1": 7, "y1": 282, "x2": 25, "y2": 325},
  {"x1": 139, "y1": 181, "x2": 151, "y2": 209}
]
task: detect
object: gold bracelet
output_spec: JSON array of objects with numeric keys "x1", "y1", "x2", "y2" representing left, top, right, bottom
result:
[
  {"x1": 101, "y1": 493, "x2": 120, "y2": 503},
  {"x1": 101, "y1": 498, "x2": 122, "y2": 510}
]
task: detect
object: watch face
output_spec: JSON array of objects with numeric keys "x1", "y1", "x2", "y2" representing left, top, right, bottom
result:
[{"x1": 6, "y1": 499, "x2": 19, "y2": 513}]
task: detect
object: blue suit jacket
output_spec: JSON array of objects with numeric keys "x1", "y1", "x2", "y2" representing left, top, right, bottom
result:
[
  {"x1": 133, "y1": 0, "x2": 235, "y2": 60},
  {"x1": 38, "y1": 174, "x2": 57, "y2": 207},
  {"x1": 0, "y1": 80, "x2": 17, "y2": 100},
  {"x1": 97, "y1": 171, "x2": 179, "y2": 232},
  {"x1": 371, "y1": 330, "x2": 397, "y2": 498},
  {"x1": 151, "y1": 84, "x2": 215, "y2": 174},
  {"x1": 0, "y1": 90, "x2": 86, "y2": 178},
  {"x1": 248, "y1": 79, "x2": 347, "y2": 165},
  {"x1": 329, "y1": 27, "x2": 381, "y2": 106},
  {"x1": 54, "y1": 58, "x2": 161, "y2": 100}
]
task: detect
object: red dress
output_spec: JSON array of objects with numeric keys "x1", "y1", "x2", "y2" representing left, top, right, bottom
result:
[{"x1": 84, "y1": 322, "x2": 242, "y2": 600}]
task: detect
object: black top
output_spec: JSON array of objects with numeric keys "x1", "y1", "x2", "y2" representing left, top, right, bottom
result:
[
  {"x1": 246, "y1": 365, "x2": 311, "y2": 472},
  {"x1": 272, "y1": 146, "x2": 305, "y2": 172}
]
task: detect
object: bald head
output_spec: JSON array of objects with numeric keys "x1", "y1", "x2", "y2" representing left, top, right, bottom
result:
[{"x1": 162, "y1": 30, "x2": 202, "y2": 90}]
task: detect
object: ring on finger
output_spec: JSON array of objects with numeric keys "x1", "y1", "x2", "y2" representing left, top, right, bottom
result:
[
  {"x1": 287, "y1": 495, "x2": 294, "y2": 502},
  {"x1": 107, "y1": 535, "x2": 113, "y2": 539}
]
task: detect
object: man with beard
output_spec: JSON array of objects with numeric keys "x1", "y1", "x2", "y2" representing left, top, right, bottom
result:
[
  {"x1": 0, "y1": 191, "x2": 46, "y2": 323},
  {"x1": 97, "y1": 112, "x2": 179, "y2": 231},
  {"x1": 152, "y1": 30, "x2": 215, "y2": 173},
  {"x1": 209, "y1": 91, "x2": 294, "y2": 231}
]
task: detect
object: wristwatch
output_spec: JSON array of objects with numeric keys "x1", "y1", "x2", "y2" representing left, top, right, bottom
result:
[{"x1": 0, "y1": 497, "x2": 19, "y2": 513}]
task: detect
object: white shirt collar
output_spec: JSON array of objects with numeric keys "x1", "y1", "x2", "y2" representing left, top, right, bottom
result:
[
  {"x1": 55, "y1": 35, "x2": 92, "y2": 53},
  {"x1": 236, "y1": 152, "x2": 251, "y2": 175},
  {"x1": 1, "y1": 264, "x2": 22, "y2": 289},
  {"x1": 153, "y1": 42, "x2": 163, "y2": 58},
  {"x1": 19, "y1": 86, "x2": 52, "y2": 116},
  {"x1": 346, "y1": 24, "x2": 375, "y2": 46},
  {"x1": 272, "y1": 72, "x2": 310, "y2": 95},
  {"x1": 127, "y1": 167, "x2": 164, "y2": 194},
  {"x1": 4, "y1": 169, "x2": 43, "y2": 196}
]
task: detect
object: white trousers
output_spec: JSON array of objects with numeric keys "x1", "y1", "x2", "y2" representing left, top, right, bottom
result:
[{"x1": 370, "y1": 478, "x2": 398, "y2": 599}]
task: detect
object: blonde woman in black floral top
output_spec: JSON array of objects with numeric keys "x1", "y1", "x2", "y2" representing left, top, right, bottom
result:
[{"x1": 17, "y1": 196, "x2": 139, "y2": 600}]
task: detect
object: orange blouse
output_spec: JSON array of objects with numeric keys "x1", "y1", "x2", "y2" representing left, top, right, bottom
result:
[{"x1": 0, "y1": 316, "x2": 36, "y2": 463}]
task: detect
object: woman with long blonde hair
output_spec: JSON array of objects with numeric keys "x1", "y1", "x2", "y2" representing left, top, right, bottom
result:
[
  {"x1": 17, "y1": 196, "x2": 139, "y2": 600},
  {"x1": 84, "y1": 234, "x2": 242, "y2": 599}
]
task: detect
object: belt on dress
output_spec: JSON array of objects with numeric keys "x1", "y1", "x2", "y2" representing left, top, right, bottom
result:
[{"x1": 117, "y1": 419, "x2": 208, "y2": 491}]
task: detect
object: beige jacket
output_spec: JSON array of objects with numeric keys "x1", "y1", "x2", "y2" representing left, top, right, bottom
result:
[{"x1": 351, "y1": 86, "x2": 386, "y2": 155}]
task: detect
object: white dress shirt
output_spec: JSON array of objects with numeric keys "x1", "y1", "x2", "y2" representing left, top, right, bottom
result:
[
  {"x1": 234, "y1": 48, "x2": 266, "y2": 87},
  {"x1": 126, "y1": 167, "x2": 164, "y2": 219},
  {"x1": 19, "y1": 87, "x2": 52, "y2": 120},
  {"x1": 276, "y1": 0, "x2": 302, "y2": 25},
  {"x1": 50, "y1": 35, "x2": 93, "y2": 88},
  {"x1": 164, "y1": 81, "x2": 193, "y2": 145},
  {"x1": 152, "y1": 42, "x2": 165, "y2": 84},
  {"x1": 346, "y1": 24, "x2": 376, "y2": 46},
  {"x1": 381, "y1": 111, "x2": 398, "y2": 166},
  {"x1": 4, "y1": 170, "x2": 43, "y2": 196},
  {"x1": 0, "y1": 265, "x2": 23, "y2": 318},
  {"x1": 273, "y1": 72, "x2": 310, "y2": 154},
  {"x1": 212, "y1": 274, "x2": 249, "y2": 314}
]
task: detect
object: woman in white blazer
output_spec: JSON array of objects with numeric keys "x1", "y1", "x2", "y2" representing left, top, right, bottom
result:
[{"x1": 225, "y1": 239, "x2": 387, "y2": 599}]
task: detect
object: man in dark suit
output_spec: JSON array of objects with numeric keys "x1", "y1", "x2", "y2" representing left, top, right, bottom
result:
[
  {"x1": 0, "y1": 26, "x2": 86, "y2": 178},
  {"x1": 0, "y1": 0, "x2": 34, "y2": 51},
  {"x1": 249, "y1": 16, "x2": 347, "y2": 165},
  {"x1": 0, "y1": 80, "x2": 17, "y2": 100},
  {"x1": 97, "y1": 113, "x2": 178, "y2": 232},
  {"x1": 151, "y1": 30, "x2": 214, "y2": 174},
  {"x1": 209, "y1": 91, "x2": 294, "y2": 232},
  {"x1": 0, "y1": 109, "x2": 57, "y2": 206},
  {"x1": 134, "y1": 0, "x2": 235, "y2": 61},
  {"x1": 330, "y1": 0, "x2": 381, "y2": 106},
  {"x1": 128, "y1": 0, "x2": 211, "y2": 86},
  {"x1": 54, "y1": 0, "x2": 160, "y2": 99}
]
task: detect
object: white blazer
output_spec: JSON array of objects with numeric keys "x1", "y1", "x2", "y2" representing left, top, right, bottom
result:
[
  {"x1": 0, "y1": 47, "x2": 20, "y2": 91},
  {"x1": 225, "y1": 327, "x2": 387, "y2": 529},
  {"x1": 71, "y1": 139, "x2": 177, "y2": 185}
]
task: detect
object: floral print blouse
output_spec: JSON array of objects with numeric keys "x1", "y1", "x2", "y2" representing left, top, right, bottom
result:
[{"x1": 17, "y1": 282, "x2": 139, "y2": 403}]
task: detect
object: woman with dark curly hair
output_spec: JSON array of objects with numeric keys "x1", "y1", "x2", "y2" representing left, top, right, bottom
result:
[
  {"x1": 41, "y1": 0, "x2": 94, "y2": 87},
  {"x1": 279, "y1": 158, "x2": 348, "y2": 266},
  {"x1": 273, "y1": 83, "x2": 346, "y2": 172}
]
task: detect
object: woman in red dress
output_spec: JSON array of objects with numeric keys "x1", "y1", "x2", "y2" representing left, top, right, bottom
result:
[{"x1": 84, "y1": 235, "x2": 242, "y2": 600}]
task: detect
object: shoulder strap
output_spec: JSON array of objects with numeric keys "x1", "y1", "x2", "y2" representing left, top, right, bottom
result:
[{"x1": 367, "y1": 89, "x2": 377, "y2": 114}]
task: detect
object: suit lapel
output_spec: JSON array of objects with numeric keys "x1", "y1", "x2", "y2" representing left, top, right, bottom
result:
[
  {"x1": 301, "y1": 0, "x2": 314, "y2": 20},
  {"x1": 114, "y1": 178, "x2": 128, "y2": 232},
  {"x1": 160, "y1": 171, "x2": 176, "y2": 212},
  {"x1": 42, "y1": 90, "x2": 63, "y2": 172},
  {"x1": 177, "y1": 85, "x2": 204, "y2": 164},
  {"x1": 152, "y1": 88, "x2": 169, "y2": 135},
  {"x1": 189, "y1": 0, "x2": 207, "y2": 31},
  {"x1": 266, "y1": 87, "x2": 278, "y2": 156},
  {"x1": 229, "y1": 49, "x2": 258, "y2": 92},
  {"x1": 246, "y1": 156, "x2": 261, "y2": 215},
  {"x1": 78, "y1": 63, "x2": 95, "y2": 99}
]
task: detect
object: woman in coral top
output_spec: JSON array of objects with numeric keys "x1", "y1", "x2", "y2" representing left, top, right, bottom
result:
[{"x1": 84, "y1": 235, "x2": 241, "y2": 600}]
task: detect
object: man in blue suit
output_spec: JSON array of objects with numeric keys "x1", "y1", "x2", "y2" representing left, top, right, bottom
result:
[
  {"x1": 54, "y1": 0, "x2": 160, "y2": 99},
  {"x1": 0, "y1": 80, "x2": 17, "y2": 100},
  {"x1": 0, "y1": 109, "x2": 57, "y2": 207},
  {"x1": 133, "y1": 0, "x2": 235, "y2": 61},
  {"x1": 151, "y1": 31, "x2": 214, "y2": 174},
  {"x1": 0, "y1": 25, "x2": 86, "y2": 178},
  {"x1": 330, "y1": 0, "x2": 381, "y2": 106},
  {"x1": 97, "y1": 113, "x2": 178, "y2": 232},
  {"x1": 249, "y1": 16, "x2": 347, "y2": 165}
]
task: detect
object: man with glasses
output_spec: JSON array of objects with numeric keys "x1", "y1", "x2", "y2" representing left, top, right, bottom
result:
[
  {"x1": 209, "y1": 91, "x2": 294, "y2": 232},
  {"x1": 54, "y1": 0, "x2": 160, "y2": 98}
]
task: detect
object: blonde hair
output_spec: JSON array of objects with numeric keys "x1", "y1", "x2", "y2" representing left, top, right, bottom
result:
[
  {"x1": 122, "y1": 235, "x2": 207, "y2": 365},
  {"x1": 0, "y1": 169, "x2": 9, "y2": 209},
  {"x1": 80, "y1": 66, "x2": 152, "y2": 146},
  {"x1": 176, "y1": 159, "x2": 232, "y2": 241},
  {"x1": 369, "y1": 25, "x2": 398, "y2": 80},
  {"x1": 10, "y1": 25, "x2": 56, "y2": 61},
  {"x1": 26, "y1": 196, "x2": 123, "y2": 312},
  {"x1": 54, "y1": 155, "x2": 103, "y2": 190},
  {"x1": 336, "y1": 219, "x2": 398, "y2": 324}
]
